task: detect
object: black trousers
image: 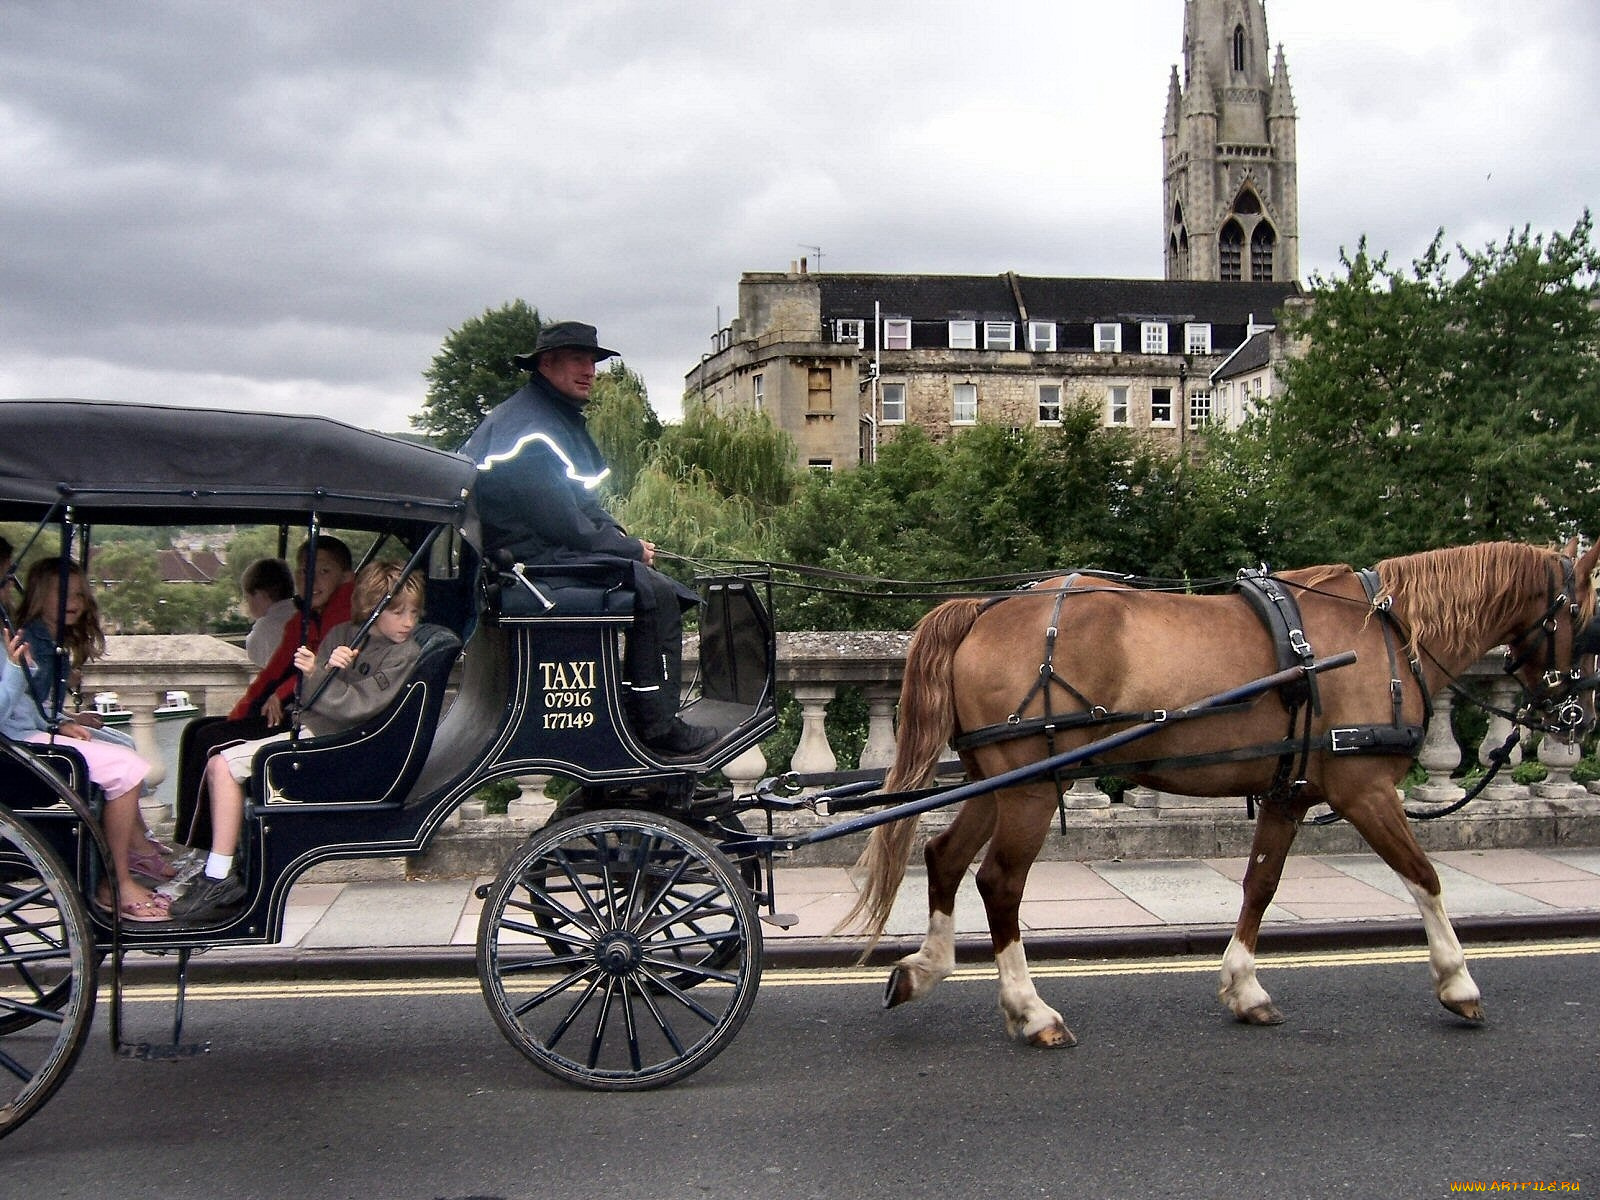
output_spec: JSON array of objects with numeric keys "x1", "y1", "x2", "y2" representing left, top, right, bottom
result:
[{"x1": 623, "y1": 564, "x2": 698, "y2": 738}]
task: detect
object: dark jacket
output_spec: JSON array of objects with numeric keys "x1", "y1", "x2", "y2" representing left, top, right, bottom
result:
[
  {"x1": 298, "y1": 621, "x2": 422, "y2": 737},
  {"x1": 461, "y1": 374, "x2": 645, "y2": 566}
]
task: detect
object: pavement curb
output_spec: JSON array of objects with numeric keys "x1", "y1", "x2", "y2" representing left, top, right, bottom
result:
[{"x1": 118, "y1": 910, "x2": 1600, "y2": 983}]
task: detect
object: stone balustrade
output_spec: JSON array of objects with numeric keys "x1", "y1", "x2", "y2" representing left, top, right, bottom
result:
[{"x1": 78, "y1": 632, "x2": 1599, "y2": 865}]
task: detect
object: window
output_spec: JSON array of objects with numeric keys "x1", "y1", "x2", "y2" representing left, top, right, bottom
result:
[
  {"x1": 751, "y1": 373, "x2": 764, "y2": 410},
  {"x1": 1219, "y1": 220, "x2": 1244, "y2": 282},
  {"x1": 1232, "y1": 24, "x2": 1246, "y2": 73},
  {"x1": 808, "y1": 459, "x2": 833, "y2": 473},
  {"x1": 1188, "y1": 389, "x2": 1213, "y2": 427},
  {"x1": 1250, "y1": 376, "x2": 1264, "y2": 398},
  {"x1": 953, "y1": 383, "x2": 977, "y2": 424},
  {"x1": 880, "y1": 382, "x2": 906, "y2": 423},
  {"x1": 948, "y1": 320, "x2": 977, "y2": 349},
  {"x1": 1141, "y1": 322, "x2": 1169, "y2": 354},
  {"x1": 883, "y1": 319, "x2": 911, "y2": 350},
  {"x1": 1184, "y1": 323, "x2": 1212, "y2": 354},
  {"x1": 834, "y1": 319, "x2": 864, "y2": 346},
  {"x1": 1150, "y1": 386, "x2": 1173, "y2": 425},
  {"x1": 1037, "y1": 384, "x2": 1062, "y2": 425},
  {"x1": 1107, "y1": 385, "x2": 1129, "y2": 426},
  {"x1": 983, "y1": 321, "x2": 1015, "y2": 350},
  {"x1": 1027, "y1": 321, "x2": 1056, "y2": 352},
  {"x1": 1251, "y1": 222, "x2": 1277, "y2": 281},
  {"x1": 807, "y1": 367, "x2": 833, "y2": 412},
  {"x1": 1094, "y1": 323, "x2": 1122, "y2": 353}
]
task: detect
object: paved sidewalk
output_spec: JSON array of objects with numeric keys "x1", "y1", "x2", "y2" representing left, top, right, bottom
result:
[{"x1": 163, "y1": 845, "x2": 1600, "y2": 975}]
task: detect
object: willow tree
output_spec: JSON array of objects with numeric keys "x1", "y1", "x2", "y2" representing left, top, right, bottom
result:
[{"x1": 586, "y1": 360, "x2": 662, "y2": 498}]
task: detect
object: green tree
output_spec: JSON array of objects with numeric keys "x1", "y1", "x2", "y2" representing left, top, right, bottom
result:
[
  {"x1": 766, "y1": 408, "x2": 1263, "y2": 630},
  {"x1": 656, "y1": 403, "x2": 797, "y2": 513},
  {"x1": 413, "y1": 300, "x2": 543, "y2": 448},
  {"x1": 1217, "y1": 213, "x2": 1600, "y2": 565},
  {"x1": 586, "y1": 360, "x2": 663, "y2": 498},
  {"x1": 93, "y1": 544, "x2": 239, "y2": 635},
  {"x1": 608, "y1": 406, "x2": 796, "y2": 587}
]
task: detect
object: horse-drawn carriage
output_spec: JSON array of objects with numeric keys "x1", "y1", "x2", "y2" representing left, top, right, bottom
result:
[{"x1": 1, "y1": 397, "x2": 1595, "y2": 1139}]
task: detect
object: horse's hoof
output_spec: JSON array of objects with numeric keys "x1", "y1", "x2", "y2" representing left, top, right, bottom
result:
[
  {"x1": 883, "y1": 966, "x2": 915, "y2": 1009},
  {"x1": 1026, "y1": 1021, "x2": 1077, "y2": 1049},
  {"x1": 1442, "y1": 996, "x2": 1485, "y2": 1024},
  {"x1": 1237, "y1": 1002, "x2": 1285, "y2": 1026}
]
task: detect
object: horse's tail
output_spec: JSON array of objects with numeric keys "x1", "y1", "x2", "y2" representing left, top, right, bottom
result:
[{"x1": 838, "y1": 597, "x2": 986, "y2": 955}]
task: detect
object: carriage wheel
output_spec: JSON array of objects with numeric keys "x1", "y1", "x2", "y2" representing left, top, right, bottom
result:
[
  {"x1": 0, "y1": 811, "x2": 97, "y2": 1139},
  {"x1": 527, "y1": 810, "x2": 759, "y2": 992},
  {"x1": 477, "y1": 810, "x2": 761, "y2": 1091}
]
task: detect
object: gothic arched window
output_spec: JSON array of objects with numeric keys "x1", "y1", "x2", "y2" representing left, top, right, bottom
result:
[
  {"x1": 1232, "y1": 25, "x2": 1246, "y2": 73},
  {"x1": 1251, "y1": 222, "x2": 1277, "y2": 281},
  {"x1": 1219, "y1": 219, "x2": 1244, "y2": 282}
]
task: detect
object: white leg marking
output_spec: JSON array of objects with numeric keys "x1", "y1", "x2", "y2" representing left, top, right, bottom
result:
[
  {"x1": 995, "y1": 940, "x2": 1067, "y2": 1043},
  {"x1": 1403, "y1": 878, "x2": 1481, "y2": 1014},
  {"x1": 1217, "y1": 934, "x2": 1275, "y2": 1020},
  {"x1": 890, "y1": 909, "x2": 956, "y2": 1003}
]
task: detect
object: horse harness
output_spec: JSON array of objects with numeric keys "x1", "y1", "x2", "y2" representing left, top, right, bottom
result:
[{"x1": 949, "y1": 567, "x2": 1431, "y2": 816}]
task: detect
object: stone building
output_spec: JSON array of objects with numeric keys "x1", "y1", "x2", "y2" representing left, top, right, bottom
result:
[
  {"x1": 684, "y1": 0, "x2": 1304, "y2": 469},
  {"x1": 688, "y1": 269, "x2": 1302, "y2": 469}
]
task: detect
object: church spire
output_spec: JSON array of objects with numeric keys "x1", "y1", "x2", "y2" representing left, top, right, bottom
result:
[{"x1": 1164, "y1": 0, "x2": 1299, "y2": 283}]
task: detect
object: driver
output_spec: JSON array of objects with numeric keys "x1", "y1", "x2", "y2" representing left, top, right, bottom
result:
[{"x1": 461, "y1": 321, "x2": 714, "y2": 757}]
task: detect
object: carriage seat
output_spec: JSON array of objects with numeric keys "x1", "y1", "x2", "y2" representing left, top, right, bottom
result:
[
  {"x1": 250, "y1": 622, "x2": 462, "y2": 807},
  {"x1": 0, "y1": 737, "x2": 94, "y2": 811},
  {"x1": 492, "y1": 560, "x2": 635, "y2": 619}
]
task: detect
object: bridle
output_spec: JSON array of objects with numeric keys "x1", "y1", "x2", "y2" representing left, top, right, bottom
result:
[{"x1": 1498, "y1": 554, "x2": 1597, "y2": 739}]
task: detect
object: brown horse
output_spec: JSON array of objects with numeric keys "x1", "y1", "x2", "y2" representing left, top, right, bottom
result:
[{"x1": 846, "y1": 540, "x2": 1600, "y2": 1047}]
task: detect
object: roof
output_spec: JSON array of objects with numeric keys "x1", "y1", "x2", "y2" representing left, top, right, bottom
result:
[
  {"x1": 817, "y1": 273, "x2": 1301, "y2": 325},
  {"x1": 157, "y1": 549, "x2": 223, "y2": 583},
  {"x1": 0, "y1": 399, "x2": 477, "y2": 527},
  {"x1": 1209, "y1": 328, "x2": 1274, "y2": 381}
]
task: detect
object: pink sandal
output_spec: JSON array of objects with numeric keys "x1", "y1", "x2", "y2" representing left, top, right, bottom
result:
[{"x1": 129, "y1": 846, "x2": 178, "y2": 882}]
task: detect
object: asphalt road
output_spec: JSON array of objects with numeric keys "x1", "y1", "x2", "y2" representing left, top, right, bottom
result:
[{"x1": 6, "y1": 941, "x2": 1596, "y2": 1199}]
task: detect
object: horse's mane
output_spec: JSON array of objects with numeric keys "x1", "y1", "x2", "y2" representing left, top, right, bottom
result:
[{"x1": 1375, "y1": 542, "x2": 1573, "y2": 659}]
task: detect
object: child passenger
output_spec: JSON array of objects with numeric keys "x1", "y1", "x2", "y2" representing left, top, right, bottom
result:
[
  {"x1": 240, "y1": 557, "x2": 297, "y2": 669},
  {"x1": 18, "y1": 557, "x2": 174, "y2": 881},
  {"x1": 0, "y1": 629, "x2": 166, "y2": 920},
  {"x1": 169, "y1": 561, "x2": 425, "y2": 922}
]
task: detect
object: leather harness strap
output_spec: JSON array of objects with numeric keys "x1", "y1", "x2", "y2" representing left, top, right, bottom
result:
[{"x1": 950, "y1": 566, "x2": 1428, "y2": 806}]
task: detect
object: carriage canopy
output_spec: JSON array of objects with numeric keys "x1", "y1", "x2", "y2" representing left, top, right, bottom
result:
[{"x1": 0, "y1": 399, "x2": 477, "y2": 528}]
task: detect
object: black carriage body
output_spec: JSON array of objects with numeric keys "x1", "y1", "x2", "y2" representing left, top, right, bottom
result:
[{"x1": 0, "y1": 399, "x2": 778, "y2": 953}]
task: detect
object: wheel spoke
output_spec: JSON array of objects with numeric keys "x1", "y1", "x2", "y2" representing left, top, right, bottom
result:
[
  {"x1": 477, "y1": 810, "x2": 761, "y2": 1090},
  {"x1": 0, "y1": 811, "x2": 95, "y2": 1138}
]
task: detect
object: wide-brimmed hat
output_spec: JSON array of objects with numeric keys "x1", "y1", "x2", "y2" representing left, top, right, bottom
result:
[{"x1": 512, "y1": 321, "x2": 619, "y2": 369}]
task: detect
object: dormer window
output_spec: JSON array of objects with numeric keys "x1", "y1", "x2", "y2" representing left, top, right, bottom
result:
[{"x1": 983, "y1": 321, "x2": 1015, "y2": 350}]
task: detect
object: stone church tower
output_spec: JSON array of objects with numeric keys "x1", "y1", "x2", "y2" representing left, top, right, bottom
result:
[{"x1": 1163, "y1": 0, "x2": 1298, "y2": 282}]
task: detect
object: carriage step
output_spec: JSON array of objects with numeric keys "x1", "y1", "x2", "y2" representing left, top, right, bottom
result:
[
  {"x1": 761, "y1": 912, "x2": 799, "y2": 929},
  {"x1": 119, "y1": 1041, "x2": 211, "y2": 1061}
]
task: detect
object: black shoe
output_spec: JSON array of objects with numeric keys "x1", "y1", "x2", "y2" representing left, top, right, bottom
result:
[
  {"x1": 169, "y1": 872, "x2": 246, "y2": 921},
  {"x1": 644, "y1": 718, "x2": 718, "y2": 757}
]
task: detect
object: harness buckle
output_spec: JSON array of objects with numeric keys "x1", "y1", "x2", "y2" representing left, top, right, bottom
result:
[
  {"x1": 1330, "y1": 728, "x2": 1363, "y2": 753},
  {"x1": 1288, "y1": 629, "x2": 1312, "y2": 659}
]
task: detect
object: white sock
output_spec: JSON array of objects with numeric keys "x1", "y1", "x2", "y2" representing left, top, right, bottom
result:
[{"x1": 205, "y1": 853, "x2": 234, "y2": 880}]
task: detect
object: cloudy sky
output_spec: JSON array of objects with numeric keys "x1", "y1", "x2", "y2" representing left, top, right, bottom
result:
[{"x1": 3, "y1": 0, "x2": 1596, "y2": 434}]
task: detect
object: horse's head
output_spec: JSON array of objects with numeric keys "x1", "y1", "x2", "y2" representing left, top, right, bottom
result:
[{"x1": 1500, "y1": 539, "x2": 1600, "y2": 742}]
